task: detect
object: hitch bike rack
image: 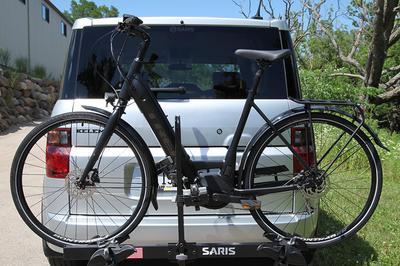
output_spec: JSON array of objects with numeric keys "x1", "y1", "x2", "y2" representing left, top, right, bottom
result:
[{"x1": 63, "y1": 116, "x2": 311, "y2": 266}]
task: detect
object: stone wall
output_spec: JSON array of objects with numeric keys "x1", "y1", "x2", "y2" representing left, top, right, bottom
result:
[{"x1": 0, "y1": 68, "x2": 59, "y2": 132}]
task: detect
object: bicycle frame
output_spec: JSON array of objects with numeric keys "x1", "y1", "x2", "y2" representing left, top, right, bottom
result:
[
  {"x1": 78, "y1": 19, "x2": 313, "y2": 193},
  {"x1": 79, "y1": 18, "x2": 385, "y2": 199},
  {"x1": 78, "y1": 25, "x2": 308, "y2": 191}
]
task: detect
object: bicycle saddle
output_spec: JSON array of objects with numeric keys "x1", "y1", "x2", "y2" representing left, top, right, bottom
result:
[{"x1": 235, "y1": 49, "x2": 291, "y2": 63}]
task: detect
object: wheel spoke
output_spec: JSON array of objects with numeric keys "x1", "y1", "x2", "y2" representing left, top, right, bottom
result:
[
  {"x1": 247, "y1": 114, "x2": 380, "y2": 245},
  {"x1": 13, "y1": 116, "x2": 150, "y2": 245}
]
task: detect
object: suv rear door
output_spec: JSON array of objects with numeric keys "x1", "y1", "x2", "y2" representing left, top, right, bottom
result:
[{"x1": 60, "y1": 24, "x2": 300, "y2": 216}]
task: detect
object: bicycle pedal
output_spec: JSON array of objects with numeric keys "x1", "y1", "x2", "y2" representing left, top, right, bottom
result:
[{"x1": 240, "y1": 199, "x2": 261, "y2": 210}]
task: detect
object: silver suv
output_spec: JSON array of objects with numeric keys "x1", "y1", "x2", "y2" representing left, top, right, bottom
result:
[{"x1": 44, "y1": 16, "x2": 305, "y2": 265}]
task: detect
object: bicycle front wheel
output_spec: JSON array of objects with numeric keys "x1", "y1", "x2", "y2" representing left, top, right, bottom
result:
[
  {"x1": 244, "y1": 112, "x2": 382, "y2": 248},
  {"x1": 11, "y1": 112, "x2": 154, "y2": 247}
]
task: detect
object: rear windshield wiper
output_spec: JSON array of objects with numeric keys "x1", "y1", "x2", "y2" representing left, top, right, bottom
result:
[{"x1": 151, "y1": 87, "x2": 186, "y2": 94}]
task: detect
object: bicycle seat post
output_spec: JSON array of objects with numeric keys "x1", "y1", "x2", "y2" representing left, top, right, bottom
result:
[{"x1": 221, "y1": 60, "x2": 268, "y2": 181}]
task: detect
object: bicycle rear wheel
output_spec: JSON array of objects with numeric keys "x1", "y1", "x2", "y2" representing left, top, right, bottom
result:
[
  {"x1": 11, "y1": 112, "x2": 154, "y2": 247},
  {"x1": 244, "y1": 112, "x2": 382, "y2": 248}
]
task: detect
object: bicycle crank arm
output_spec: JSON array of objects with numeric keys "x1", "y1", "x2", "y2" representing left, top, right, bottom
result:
[{"x1": 212, "y1": 193, "x2": 261, "y2": 210}]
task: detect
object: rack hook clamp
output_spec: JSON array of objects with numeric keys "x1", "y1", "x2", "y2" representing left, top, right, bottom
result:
[
  {"x1": 257, "y1": 236, "x2": 309, "y2": 266},
  {"x1": 87, "y1": 243, "x2": 136, "y2": 266}
]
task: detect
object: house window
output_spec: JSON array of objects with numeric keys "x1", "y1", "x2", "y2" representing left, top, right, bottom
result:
[
  {"x1": 18, "y1": 0, "x2": 26, "y2": 4},
  {"x1": 41, "y1": 4, "x2": 50, "y2": 23},
  {"x1": 61, "y1": 21, "x2": 67, "y2": 37}
]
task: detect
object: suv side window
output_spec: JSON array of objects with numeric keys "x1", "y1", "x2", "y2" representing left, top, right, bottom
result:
[{"x1": 61, "y1": 25, "x2": 296, "y2": 100}]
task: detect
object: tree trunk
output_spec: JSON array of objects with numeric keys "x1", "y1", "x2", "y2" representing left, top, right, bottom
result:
[
  {"x1": 365, "y1": 0, "x2": 387, "y2": 87},
  {"x1": 365, "y1": 0, "x2": 399, "y2": 88}
]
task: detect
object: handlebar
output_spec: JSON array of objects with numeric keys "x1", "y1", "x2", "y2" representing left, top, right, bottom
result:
[
  {"x1": 113, "y1": 14, "x2": 151, "y2": 102},
  {"x1": 123, "y1": 14, "x2": 144, "y2": 26},
  {"x1": 117, "y1": 14, "x2": 151, "y2": 42}
]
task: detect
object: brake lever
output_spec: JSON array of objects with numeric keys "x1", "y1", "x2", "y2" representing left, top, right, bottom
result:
[{"x1": 116, "y1": 21, "x2": 150, "y2": 37}]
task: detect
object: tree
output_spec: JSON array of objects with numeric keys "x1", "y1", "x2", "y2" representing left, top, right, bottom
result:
[
  {"x1": 64, "y1": 0, "x2": 119, "y2": 23},
  {"x1": 234, "y1": 0, "x2": 400, "y2": 130},
  {"x1": 232, "y1": 0, "x2": 314, "y2": 49},
  {"x1": 365, "y1": 0, "x2": 400, "y2": 103},
  {"x1": 305, "y1": 0, "x2": 399, "y2": 104}
]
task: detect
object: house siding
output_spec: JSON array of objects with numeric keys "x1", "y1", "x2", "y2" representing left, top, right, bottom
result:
[{"x1": 0, "y1": 0, "x2": 72, "y2": 78}]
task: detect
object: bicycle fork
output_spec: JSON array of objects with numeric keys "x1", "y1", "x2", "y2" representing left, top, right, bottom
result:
[{"x1": 78, "y1": 103, "x2": 127, "y2": 187}]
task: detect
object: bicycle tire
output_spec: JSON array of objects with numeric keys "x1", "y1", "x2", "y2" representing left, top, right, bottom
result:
[
  {"x1": 11, "y1": 112, "x2": 154, "y2": 247},
  {"x1": 243, "y1": 112, "x2": 382, "y2": 248}
]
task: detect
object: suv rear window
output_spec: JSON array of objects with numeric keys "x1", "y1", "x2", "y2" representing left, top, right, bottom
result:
[{"x1": 61, "y1": 25, "x2": 291, "y2": 99}]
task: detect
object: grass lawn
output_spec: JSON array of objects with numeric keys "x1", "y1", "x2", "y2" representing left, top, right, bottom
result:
[{"x1": 313, "y1": 177, "x2": 400, "y2": 265}]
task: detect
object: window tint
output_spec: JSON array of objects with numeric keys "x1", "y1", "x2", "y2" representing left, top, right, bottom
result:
[
  {"x1": 41, "y1": 4, "x2": 50, "y2": 23},
  {"x1": 66, "y1": 26, "x2": 291, "y2": 99},
  {"x1": 60, "y1": 30, "x2": 81, "y2": 99},
  {"x1": 281, "y1": 30, "x2": 301, "y2": 98}
]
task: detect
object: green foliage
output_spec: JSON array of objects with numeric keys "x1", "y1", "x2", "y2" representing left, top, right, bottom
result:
[
  {"x1": 0, "y1": 48, "x2": 11, "y2": 66},
  {"x1": 32, "y1": 65, "x2": 47, "y2": 79},
  {"x1": 299, "y1": 67, "x2": 400, "y2": 131},
  {"x1": 64, "y1": 0, "x2": 119, "y2": 23},
  {"x1": 314, "y1": 178, "x2": 400, "y2": 265},
  {"x1": 2, "y1": 70, "x2": 19, "y2": 105},
  {"x1": 14, "y1": 57, "x2": 28, "y2": 73},
  {"x1": 300, "y1": 68, "x2": 363, "y2": 101},
  {"x1": 7, "y1": 70, "x2": 20, "y2": 88}
]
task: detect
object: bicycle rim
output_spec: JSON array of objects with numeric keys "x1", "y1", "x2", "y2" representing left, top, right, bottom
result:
[
  {"x1": 11, "y1": 113, "x2": 152, "y2": 246},
  {"x1": 245, "y1": 113, "x2": 382, "y2": 248}
]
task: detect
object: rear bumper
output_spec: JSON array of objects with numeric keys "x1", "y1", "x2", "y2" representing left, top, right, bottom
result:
[{"x1": 45, "y1": 212, "x2": 315, "y2": 257}]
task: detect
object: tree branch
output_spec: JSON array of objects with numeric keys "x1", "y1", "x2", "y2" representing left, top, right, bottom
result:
[
  {"x1": 349, "y1": 0, "x2": 369, "y2": 59},
  {"x1": 305, "y1": 1, "x2": 366, "y2": 76},
  {"x1": 330, "y1": 73, "x2": 365, "y2": 80},
  {"x1": 389, "y1": 26, "x2": 400, "y2": 47},
  {"x1": 232, "y1": 0, "x2": 250, "y2": 18},
  {"x1": 262, "y1": 0, "x2": 275, "y2": 18},
  {"x1": 383, "y1": 65, "x2": 400, "y2": 74},
  {"x1": 385, "y1": 71, "x2": 400, "y2": 89},
  {"x1": 369, "y1": 86, "x2": 400, "y2": 104}
]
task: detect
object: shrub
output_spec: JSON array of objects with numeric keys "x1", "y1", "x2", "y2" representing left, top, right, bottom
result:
[
  {"x1": 299, "y1": 68, "x2": 363, "y2": 101},
  {"x1": 14, "y1": 57, "x2": 28, "y2": 73},
  {"x1": 0, "y1": 48, "x2": 11, "y2": 66},
  {"x1": 32, "y1": 65, "x2": 47, "y2": 79},
  {"x1": 8, "y1": 70, "x2": 20, "y2": 88}
]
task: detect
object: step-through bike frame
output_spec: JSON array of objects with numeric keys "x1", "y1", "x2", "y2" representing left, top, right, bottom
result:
[{"x1": 78, "y1": 17, "x2": 373, "y2": 200}]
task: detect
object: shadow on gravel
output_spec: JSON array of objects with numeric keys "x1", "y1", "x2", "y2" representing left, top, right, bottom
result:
[{"x1": 0, "y1": 120, "x2": 44, "y2": 136}]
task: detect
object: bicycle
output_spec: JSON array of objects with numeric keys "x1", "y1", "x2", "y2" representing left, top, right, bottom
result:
[{"x1": 11, "y1": 15, "x2": 384, "y2": 253}]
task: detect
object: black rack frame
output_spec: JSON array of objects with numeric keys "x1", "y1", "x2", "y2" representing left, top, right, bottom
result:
[{"x1": 63, "y1": 116, "x2": 310, "y2": 266}]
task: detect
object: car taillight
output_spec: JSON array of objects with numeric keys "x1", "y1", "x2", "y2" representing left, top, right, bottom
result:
[
  {"x1": 291, "y1": 127, "x2": 315, "y2": 174},
  {"x1": 46, "y1": 128, "x2": 71, "y2": 178}
]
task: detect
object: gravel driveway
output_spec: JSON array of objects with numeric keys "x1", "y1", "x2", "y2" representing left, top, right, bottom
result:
[{"x1": 0, "y1": 122, "x2": 48, "y2": 266}]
